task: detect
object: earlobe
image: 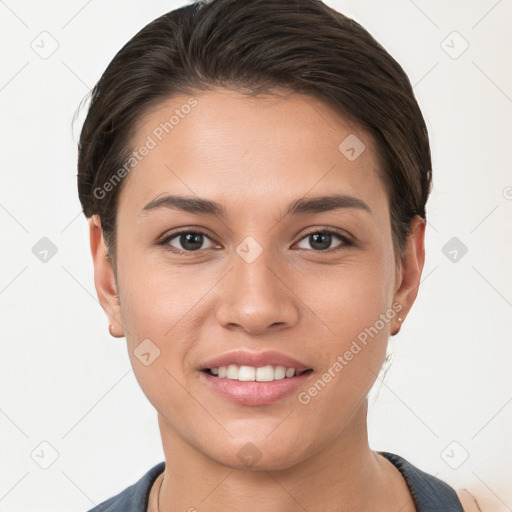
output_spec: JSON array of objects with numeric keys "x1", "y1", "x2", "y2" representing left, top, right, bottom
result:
[
  {"x1": 391, "y1": 215, "x2": 426, "y2": 336},
  {"x1": 88, "y1": 215, "x2": 125, "y2": 338}
]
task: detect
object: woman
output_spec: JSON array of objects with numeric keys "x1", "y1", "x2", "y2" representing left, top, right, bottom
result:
[{"x1": 77, "y1": 0, "x2": 481, "y2": 510}]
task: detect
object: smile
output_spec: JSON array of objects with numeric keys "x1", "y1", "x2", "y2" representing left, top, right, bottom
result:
[{"x1": 199, "y1": 351, "x2": 314, "y2": 405}]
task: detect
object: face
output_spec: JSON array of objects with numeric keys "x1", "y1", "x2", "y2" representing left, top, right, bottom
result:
[{"x1": 90, "y1": 88, "x2": 424, "y2": 471}]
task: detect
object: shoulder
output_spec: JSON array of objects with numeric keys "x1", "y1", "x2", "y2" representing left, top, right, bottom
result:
[
  {"x1": 455, "y1": 488, "x2": 483, "y2": 512},
  {"x1": 379, "y1": 451, "x2": 466, "y2": 511}
]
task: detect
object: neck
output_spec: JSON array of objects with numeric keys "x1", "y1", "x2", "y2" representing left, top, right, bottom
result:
[{"x1": 155, "y1": 400, "x2": 409, "y2": 512}]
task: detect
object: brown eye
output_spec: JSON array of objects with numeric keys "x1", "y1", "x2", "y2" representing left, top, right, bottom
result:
[
  {"x1": 296, "y1": 230, "x2": 352, "y2": 252},
  {"x1": 163, "y1": 231, "x2": 216, "y2": 253}
]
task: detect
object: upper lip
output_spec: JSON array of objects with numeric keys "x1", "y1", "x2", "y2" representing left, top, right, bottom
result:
[{"x1": 199, "y1": 350, "x2": 312, "y2": 372}]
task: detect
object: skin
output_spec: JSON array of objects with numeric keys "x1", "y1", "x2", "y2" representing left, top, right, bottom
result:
[{"x1": 89, "y1": 88, "x2": 426, "y2": 512}]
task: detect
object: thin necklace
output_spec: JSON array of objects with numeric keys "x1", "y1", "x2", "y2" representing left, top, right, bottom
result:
[{"x1": 157, "y1": 473, "x2": 164, "y2": 512}]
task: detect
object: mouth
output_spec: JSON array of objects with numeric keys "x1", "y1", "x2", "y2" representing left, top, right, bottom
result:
[{"x1": 198, "y1": 350, "x2": 314, "y2": 405}]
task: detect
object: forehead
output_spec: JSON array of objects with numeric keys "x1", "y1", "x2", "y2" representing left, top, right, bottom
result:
[{"x1": 120, "y1": 88, "x2": 387, "y2": 216}]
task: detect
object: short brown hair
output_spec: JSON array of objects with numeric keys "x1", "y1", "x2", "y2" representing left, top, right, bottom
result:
[{"x1": 77, "y1": 0, "x2": 432, "y2": 266}]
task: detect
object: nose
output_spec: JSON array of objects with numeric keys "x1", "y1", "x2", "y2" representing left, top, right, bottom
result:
[{"x1": 215, "y1": 244, "x2": 300, "y2": 335}]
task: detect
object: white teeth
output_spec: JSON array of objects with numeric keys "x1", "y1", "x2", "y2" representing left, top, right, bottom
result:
[
  {"x1": 256, "y1": 365, "x2": 274, "y2": 382},
  {"x1": 238, "y1": 365, "x2": 256, "y2": 381},
  {"x1": 226, "y1": 364, "x2": 239, "y2": 379},
  {"x1": 209, "y1": 364, "x2": 300, "y2": 381},
  {"x1": 273, "y1": 366, "x2": 286, "y2": 380}
]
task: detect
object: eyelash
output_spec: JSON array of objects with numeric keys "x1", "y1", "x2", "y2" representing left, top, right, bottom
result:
[{"x1": 158, "y1": 228, "x2": 354, "y2": 256}]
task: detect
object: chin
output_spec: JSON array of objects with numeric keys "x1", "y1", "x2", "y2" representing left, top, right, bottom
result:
[{"x1": 205, "y1": 436, "x2": 312, "y2": 472}]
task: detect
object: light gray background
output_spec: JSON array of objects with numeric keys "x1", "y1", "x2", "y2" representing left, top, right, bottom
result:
[{"x1": 1, "y1": 0, "x2": 511, "y2": 510}]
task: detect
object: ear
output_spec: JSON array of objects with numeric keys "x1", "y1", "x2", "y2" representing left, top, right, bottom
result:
[
  {"x1": 88, "y1": 215, "x2": 124, "y2": 337},
  {"x1": 391, "y1": 215, "x2": 426, "y2": 335}
]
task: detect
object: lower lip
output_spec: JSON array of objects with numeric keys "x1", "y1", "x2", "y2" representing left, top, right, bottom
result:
[{"x1": 200, "y1": 370, "x2": 313, "y2": 406}]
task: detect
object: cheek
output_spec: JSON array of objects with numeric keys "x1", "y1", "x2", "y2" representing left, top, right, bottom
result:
[
  {"x1": 117, "y1": 258, "x2": 217, "y2": 400},
  {"x1": 305, "y1": 252, "x2": 395, "y2": 340},
  {"x1": 300, "y1": 250, "x2": 395, "y2": 394},
  {"x1": 294, "y1": 268, "x2": 394, "y2": 440},
  {"x1": 117, "y1": 267, "x2": 201, "y2": 414},
  {"x1": 118, "y1": 254, "x2": 204, "y2": 337}
]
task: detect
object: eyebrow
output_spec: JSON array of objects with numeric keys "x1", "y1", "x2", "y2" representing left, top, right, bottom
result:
[{"x1": 141, "y1": 193, "x2": 371, "y2": 217}]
